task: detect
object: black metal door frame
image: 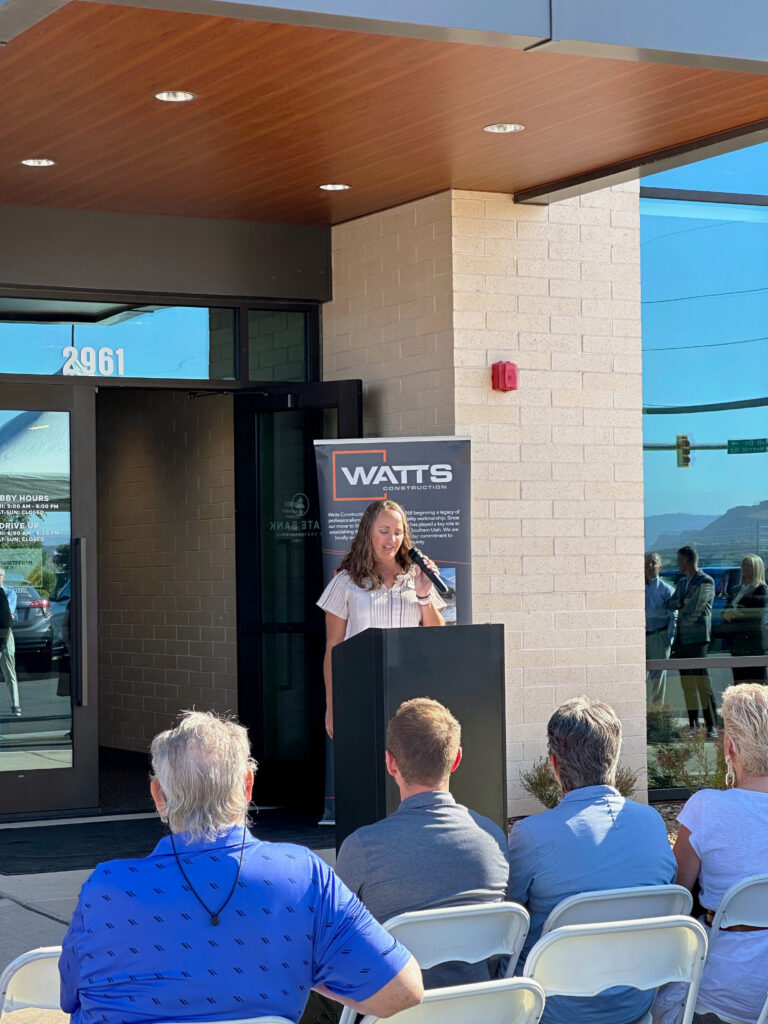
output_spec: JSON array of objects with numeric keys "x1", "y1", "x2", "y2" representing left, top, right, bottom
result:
[
  {"x1": 0, "y1": 382, "x2": 99, "y2": 818},
  {"x1": 234, "y1": 380, "x2": 362, "y2": 809}
]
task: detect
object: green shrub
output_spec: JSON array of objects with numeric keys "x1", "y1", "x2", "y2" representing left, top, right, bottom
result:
[
  {"x1": 648, "y1": 730, "x2": 726, "y2": 792},
  {"x1": 646, "y1": 704, "x2": 681, "y2": 744}
]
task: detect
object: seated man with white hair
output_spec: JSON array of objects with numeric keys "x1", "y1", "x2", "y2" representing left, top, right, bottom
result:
[{"x1": 59, "y1": 711, "x2": 423, "y2": 1024}]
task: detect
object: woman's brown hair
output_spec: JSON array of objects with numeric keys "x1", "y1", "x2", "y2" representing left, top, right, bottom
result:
[{"x1": 339, "y1": 500, "x2": 414, "y2": 588}]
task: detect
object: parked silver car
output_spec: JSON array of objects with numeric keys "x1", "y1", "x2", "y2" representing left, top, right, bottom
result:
[{"x1": 5, "y1": 571, "x2": 56, "y2": 671}]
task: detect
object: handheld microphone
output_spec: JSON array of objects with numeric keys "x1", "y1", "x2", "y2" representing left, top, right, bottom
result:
[{"x1": 408, "y1": 547, "x2": 450, "y2": 596}]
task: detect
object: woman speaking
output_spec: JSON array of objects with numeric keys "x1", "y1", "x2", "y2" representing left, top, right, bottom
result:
[{"x1": 317, "y1": 499, "x2": 445, "y2": 737}]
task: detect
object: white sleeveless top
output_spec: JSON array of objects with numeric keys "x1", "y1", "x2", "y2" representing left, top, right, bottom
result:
[
  {"x1": 678, "y1": 787, "x2": 768, "y2": 1022},
  {"x1": 317, "y1": 568, "x2": 446, "y2": 640}
]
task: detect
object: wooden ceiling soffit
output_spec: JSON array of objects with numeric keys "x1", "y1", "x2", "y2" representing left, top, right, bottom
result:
[
  {"x1": 515, "y1": 116, "x2": 768, "y2": 205},
  {"x1": 4, "y1": 3, "x2": 768, "y2": 223}
]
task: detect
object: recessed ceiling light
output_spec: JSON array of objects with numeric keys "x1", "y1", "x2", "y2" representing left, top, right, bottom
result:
[
  {"x1": 318, "y1": 183, "x2": 351, "y2": 191},
  {"x1": 21, "y1": 158, "x2": 56, "y2": 167},
  {"x1": 483, "y1": 123, "x2": 525, "y2": 134},
  {"x1": 154, "y1": 90, "x2": 197, "y2": 103}
]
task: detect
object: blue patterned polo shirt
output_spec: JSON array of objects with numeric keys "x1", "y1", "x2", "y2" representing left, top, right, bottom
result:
[{"x1": 59, "y1": 826, "x2": 410, "y2": 1024}]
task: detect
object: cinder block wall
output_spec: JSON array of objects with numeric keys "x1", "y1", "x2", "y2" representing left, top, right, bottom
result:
[
  {"x1": 323, "y1": 184, "x2": 645, "y2": 815},
  {"x1": 322, "y1": 192, "x2": 455, "y2": 436},
  {"x1": 97, "y1": 390, "x2": 238, "y2": 752}
]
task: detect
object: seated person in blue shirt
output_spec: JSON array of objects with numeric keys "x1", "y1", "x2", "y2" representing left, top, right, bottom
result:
[
  {"x1": 59, "y1": 711, "x2": 423, "y2": 1024},
  {"x1": 507, "y1": 696, "x2": 676, "y2": 1024}
]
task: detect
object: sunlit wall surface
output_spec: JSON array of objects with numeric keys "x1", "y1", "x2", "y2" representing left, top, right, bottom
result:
[{"x1": 641, "y1": 144, "x2": 768, "y2": 792}]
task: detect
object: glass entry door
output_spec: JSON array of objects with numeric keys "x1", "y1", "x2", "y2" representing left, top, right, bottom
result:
[
  {"x1": 234, "y1": 381, "x2": 361, "y2": 810},
  {"x1": 0, "y1": 383, "x2": 98, "y2": 816}
]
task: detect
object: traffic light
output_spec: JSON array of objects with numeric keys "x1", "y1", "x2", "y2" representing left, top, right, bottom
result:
[{"x1": 676, "y1": 434, "x2": 691, "y2": 468}]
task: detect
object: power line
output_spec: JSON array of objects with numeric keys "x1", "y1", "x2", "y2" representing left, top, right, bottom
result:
[
  {"x1": 643, "y1": 396, "x2": 768, "y2": 415},
  {"x1": 642, "y1": 284, "x2": 768, "y2": 305},
  {"x1": 644, "y1": 334, "x2": 768, "y2": 353}
]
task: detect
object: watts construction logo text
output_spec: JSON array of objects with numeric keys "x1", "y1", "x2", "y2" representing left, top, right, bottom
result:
[{"x1": 340, "y1": 464, "x2": 452, "y2": 486}]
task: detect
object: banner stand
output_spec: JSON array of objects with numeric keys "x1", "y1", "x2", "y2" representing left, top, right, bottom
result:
[{"x1": 313, "y1": 436, "x2": 472, "y2": 827}]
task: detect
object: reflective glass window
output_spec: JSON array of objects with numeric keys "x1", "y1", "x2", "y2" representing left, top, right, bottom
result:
[
  {"x1": 0, "y1": 409, "x2": 72, "y2": 771},
  {"x1": 248, "y1": 310, "x2": 308, "y2": 382},
  {"x1": 0, "y1": 300, "x2": 237, "y2": 380},
  {"x1": 642, "y1": 195, "x2": 768, "y2": 792}
]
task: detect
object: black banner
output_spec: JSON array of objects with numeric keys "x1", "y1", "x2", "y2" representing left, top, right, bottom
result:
[{"x1": 314, "y1": 436, "x2": 472, "y2": 624}]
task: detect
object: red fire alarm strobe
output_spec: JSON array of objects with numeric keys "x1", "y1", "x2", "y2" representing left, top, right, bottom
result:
[{"x1": 491, "y1": 361, "x2": 518, "y2": 392}]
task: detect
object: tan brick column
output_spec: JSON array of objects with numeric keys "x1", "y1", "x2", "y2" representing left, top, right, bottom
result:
[
  {"x1": 323, "y1": 183, "x2": 645, "y2": 815},
  {"x1": 322, "y1": 193, "x2": 455, "y2": 436}
]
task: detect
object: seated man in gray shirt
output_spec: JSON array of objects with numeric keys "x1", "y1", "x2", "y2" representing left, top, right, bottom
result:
[{"x1": 301, "y1": 697, "x2": 510, "y2": 1024}]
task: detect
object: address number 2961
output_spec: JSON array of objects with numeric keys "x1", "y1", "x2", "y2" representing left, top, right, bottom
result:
[{"x1": 62, "y1": 346, "x2": 126, "y2": 376}]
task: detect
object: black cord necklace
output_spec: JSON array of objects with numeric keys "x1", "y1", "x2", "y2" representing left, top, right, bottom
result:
[{"x1": 170, "y1": 824, "x2": 247, "y2": 926}]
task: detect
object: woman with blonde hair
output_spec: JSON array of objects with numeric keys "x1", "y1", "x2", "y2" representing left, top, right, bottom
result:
[
  {"x1": 671, "y1": 683, "x2": 768, "y2": 1022},
  {"x1": 722, "y1": 554, "x2": 768, "y2": 682},
  {"x1": 317, "y1": 499, "x2": 445, "y2": 738}
]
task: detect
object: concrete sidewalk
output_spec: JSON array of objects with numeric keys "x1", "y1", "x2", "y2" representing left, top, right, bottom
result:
[
  {"x1": 0, "y1": 867, "x2": 85, "y2": 1024},
  {"x1": 0, "y1": 868, "x2": 87, "y2": 968}
]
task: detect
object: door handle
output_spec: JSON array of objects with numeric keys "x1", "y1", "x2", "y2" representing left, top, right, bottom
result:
[{"x1": 73, "y1": 537, "x2": 88, "y2": 708}]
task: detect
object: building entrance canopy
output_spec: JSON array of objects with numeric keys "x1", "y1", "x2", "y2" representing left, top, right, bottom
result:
[{"x1": 1, "y1": 0, "x2": 768, "y2": 224}]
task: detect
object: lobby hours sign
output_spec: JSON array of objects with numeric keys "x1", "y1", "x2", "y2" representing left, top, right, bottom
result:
[{"x1": 314, "y1": 436, "x2": 471, "y2": 624}]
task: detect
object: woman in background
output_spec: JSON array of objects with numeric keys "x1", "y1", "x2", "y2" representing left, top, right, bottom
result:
[
  {"x1": 671, "y1": 683, "x2": 768, "y2": 1023},
  {"x1": 317, "y1": 499, "x2": 445, "y2": 738},
  {"x1": 722, "y1": 554, "x2": 767, "y2": 683}
]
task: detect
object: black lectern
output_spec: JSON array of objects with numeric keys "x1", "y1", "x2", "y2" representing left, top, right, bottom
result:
[{"x1": 332, "y1": 624, "x2": 506, "y2": 850}]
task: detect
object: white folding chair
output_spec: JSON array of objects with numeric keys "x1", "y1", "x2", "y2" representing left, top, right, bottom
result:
[
  {"x1": 339, "y1": 902, "x2": 529, "y2": 1024},
  {"x1": 523, "y1": 916, "x2": 707, "y2": 1024},
  {"x1": 541, "y1": 884, "x2": 693, "y2": 934},
  {"x1": 694, "y1": 874, "x2": 768, "y2": 1023},
  {"x1": 706, "y1": 874, "x2": 768, "y2": 937},
  {"x1": 162, "y1": 1019, "x2": 294, "y2": 1023},
  {"x1": 0, "y1": 945, "x2": 63, "y2": 1014},
  {"x1": 358, "y1": 977, "x2": 546, "y2": 1024}
]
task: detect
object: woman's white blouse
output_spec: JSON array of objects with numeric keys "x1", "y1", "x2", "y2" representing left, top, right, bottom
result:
[{"x1": 317, "y1": 568, "x2": 446, "y2": 640}]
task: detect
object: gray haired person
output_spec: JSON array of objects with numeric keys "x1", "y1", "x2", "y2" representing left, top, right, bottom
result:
[
  {"x1": 60, "y1": 711, "x2": 423, "y2": 1024},
  {"x1": 508, "y1": 696, "x2": 675, "y2": 1024}
]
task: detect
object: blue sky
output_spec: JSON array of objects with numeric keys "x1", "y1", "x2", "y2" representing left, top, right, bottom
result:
[
  {"x1": 641, "y1": 144, "x2": 768, "y2": 518},
  {"x1": 644, "y1": 142, "x2": 768, "y2": 195},
  {"x1": 0, "y1": 410, "x2": 70, "y2": 543}
]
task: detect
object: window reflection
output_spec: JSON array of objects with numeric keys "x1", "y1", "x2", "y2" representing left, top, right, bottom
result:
[
  {"x1": 248, "y1": 310, "x2": 308, "y2": 382},
  {"x1": 642, "y1": 191, "x2": 768, "y2": 791},
  {"x1": 0, "y1": 410, "x2": 72, "y2": 769},
  {"x1": 0, "y1": 300, "x2": 236, "y2": 380}
]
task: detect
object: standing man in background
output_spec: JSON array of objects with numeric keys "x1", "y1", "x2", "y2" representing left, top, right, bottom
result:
[
  {"x1": 667, "y1": 546, "x2": 717, "y2": 736},
  {"x1": 645, "y1": 552, "x2": 676, "y2": 707},
  {"x1": 0, "y1": 567, "x2": 20, "y2": 717}
]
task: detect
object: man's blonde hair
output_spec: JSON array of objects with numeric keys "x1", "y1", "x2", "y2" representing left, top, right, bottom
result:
[{"x1": 386, "y1": 698, "x2": 460, "y2": 786}]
